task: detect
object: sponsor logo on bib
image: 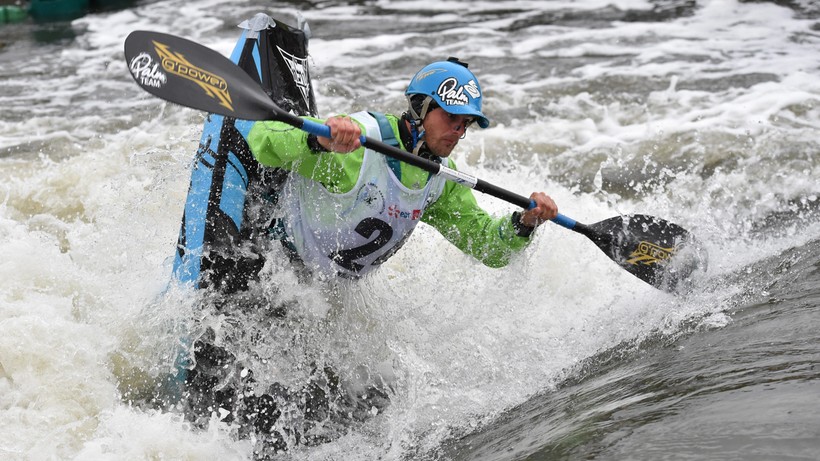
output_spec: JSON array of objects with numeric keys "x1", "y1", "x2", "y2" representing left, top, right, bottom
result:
[
  {"x1": 355, "y1": 182, "x2": 385, "y2": 213},
  {"x1": 388, "y1": 204, "x2": 421, "y2": 220}
]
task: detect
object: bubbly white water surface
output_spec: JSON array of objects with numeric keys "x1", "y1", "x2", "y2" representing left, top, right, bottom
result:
[{"x1": 1, "y1": 0, "x2": 819, "y2": 459}]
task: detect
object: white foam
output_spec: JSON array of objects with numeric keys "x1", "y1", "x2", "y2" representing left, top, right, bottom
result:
[{"x1": 1, "y1": 0, "x2": 819, "y2": 458}]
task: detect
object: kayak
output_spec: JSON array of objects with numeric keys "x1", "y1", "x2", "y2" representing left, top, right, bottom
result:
[
  {"x1": 161, "y1": 10, "x2": 319, "y2": 422},
  {"x1": 171, "y1": 12, "x2": 317, "y2": 294}
]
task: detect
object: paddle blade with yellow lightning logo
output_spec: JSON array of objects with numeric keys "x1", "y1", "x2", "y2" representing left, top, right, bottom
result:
[
  {"x1": 124, "y1": 31, "x2": 278, "y2": 121},
  {"x1": 573, "y1": 214, "x2": 707, "y2": 292}
]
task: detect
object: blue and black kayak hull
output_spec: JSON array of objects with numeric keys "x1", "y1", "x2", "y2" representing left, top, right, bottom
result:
[{"x1": 172, "y1": 13, "x2": 317, "y2": 294}]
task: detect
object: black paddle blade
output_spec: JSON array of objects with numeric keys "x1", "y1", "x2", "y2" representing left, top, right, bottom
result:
[
  {"x1": 580, "y1": 214, "x2": 707, "y2": 292},
  {"x1": 124, "y1": 31, "x2": 277, "y2": 120}
]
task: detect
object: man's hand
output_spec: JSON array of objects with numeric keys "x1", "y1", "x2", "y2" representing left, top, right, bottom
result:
[
  {"x1": 520, "y1": 192, "x2": 558, "y2": 228},
  {"x1": 318, "y1": 115, "x2": 362, "y2": 153}
]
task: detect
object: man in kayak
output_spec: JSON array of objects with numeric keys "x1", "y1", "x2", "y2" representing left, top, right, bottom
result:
[
  {"x1": 186, "y1": 57, "x2": 558, "y2": 454},
  {"x1": 246, "y1": 57, "x2": 558, "y2": 279}
]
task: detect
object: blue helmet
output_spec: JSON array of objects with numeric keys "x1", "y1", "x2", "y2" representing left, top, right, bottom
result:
[{"x1": 405, "y1": 58, "x2": 490, "y2": 129}]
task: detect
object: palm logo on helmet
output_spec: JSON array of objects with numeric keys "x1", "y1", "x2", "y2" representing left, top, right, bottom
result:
[{"x1": 405, "y1": 57, "x2": 490, "y2": 129}]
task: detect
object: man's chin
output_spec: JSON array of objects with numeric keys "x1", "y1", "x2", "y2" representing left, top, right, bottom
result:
[{"x1": 431, "y1": 146, "x2": 454, "y2": 158}]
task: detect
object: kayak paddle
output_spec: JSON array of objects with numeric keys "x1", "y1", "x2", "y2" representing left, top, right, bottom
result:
[{"x1": 123, "y1": 30, "x2": 706, "y2": 292}]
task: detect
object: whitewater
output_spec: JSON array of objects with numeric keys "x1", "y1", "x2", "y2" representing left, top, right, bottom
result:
[{"x1": 1, "y1": 0, "x2": 819, "y2": 459}]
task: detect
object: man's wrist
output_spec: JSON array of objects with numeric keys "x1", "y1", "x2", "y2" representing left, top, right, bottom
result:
[
  {"x1": 511, "y1": 211, "x2": 535, "y2": 237},
  {"x1": 306, "y1": 134, "x2": 329, "y2": 153}
]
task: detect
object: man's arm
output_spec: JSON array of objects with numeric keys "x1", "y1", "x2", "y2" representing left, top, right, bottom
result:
[
  {"x1": 246, "y1": 118, "x2": 366, "y2": 194},
  {"x1": 247, "y1": 119, "x2": 319, "y2": 169},
  {"x1": 421, "y1": 162, "x2": 535, "y2": 268}
]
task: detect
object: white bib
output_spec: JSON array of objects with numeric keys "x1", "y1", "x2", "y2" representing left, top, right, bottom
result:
[{"x1": 281, "y1": 111, "x2": 445, "y2": 278}]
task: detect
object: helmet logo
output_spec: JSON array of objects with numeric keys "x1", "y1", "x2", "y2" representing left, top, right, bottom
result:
[
  {"x1": 415, "y1": 68, "x2": 444, "y2": 82},
  {"x1": 436, "y1": 77, "x2": 481, "y2": 106}
]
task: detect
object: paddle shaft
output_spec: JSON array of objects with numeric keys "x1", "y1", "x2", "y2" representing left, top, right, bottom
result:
[
  {"x1": 245, "y1": 112, "x2": 697, "y2": 290},
  {"x1": 275, "y1": 109, "x2": 581, "y2": 230}
]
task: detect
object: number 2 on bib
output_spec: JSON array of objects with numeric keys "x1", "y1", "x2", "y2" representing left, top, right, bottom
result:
[{"x1": 329, "y1": 217, "x2": 394, "y2": 272}]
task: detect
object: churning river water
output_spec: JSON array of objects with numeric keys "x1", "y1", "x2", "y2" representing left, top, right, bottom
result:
[{"x1": 1, "y1": 0, "x2": 819, "y2": 460}]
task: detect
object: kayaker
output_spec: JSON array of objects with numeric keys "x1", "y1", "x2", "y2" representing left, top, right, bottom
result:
[
  {"x1": 246, "y1": 57, "x2": 558, "y2": 279},
  {"x1": 185, "y1": 57, "x2": 559, "y2": 455}
]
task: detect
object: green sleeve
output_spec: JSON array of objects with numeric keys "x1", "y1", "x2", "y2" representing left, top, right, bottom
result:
[
  {"x1": 246, "y1": 119, "x2": 313, "y2": 169},
  {"x1": 246, "y1": 118, "x2": 366, "y2": 194},
  {"x1": 421, "y1": 159, "x2": 533, "y2": 268}
]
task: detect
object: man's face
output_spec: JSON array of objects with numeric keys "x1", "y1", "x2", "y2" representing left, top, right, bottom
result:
[{"x1": 421, "y1": 108, "x2": 476, "y2": 158}]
